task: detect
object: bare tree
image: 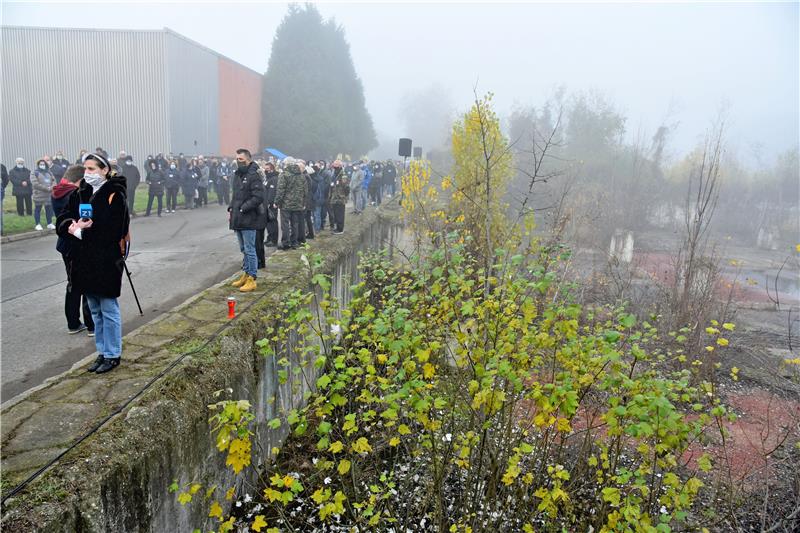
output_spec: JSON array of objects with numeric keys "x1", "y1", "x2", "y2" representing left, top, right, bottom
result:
[{"x1": 671, "y1": 117, "x2": 726, "y2": 334}]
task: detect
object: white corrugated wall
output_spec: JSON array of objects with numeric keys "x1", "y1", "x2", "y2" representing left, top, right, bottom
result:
[
  {"x1": 164, "y1": 30, "x2": 220, "y2": 157},
  {"x1": 1, "y1": 26, "x2": 171, "y2": 168}
]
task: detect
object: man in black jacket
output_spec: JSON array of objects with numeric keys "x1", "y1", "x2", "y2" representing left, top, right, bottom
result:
[
  {"x1": 52, "y1": 151, "x2": 70, "y2": 181},
  {"x1": 228, "y1": 148, "x2": 264, "y2": 292},
  {"x1": 164, "y1": 162, "x2": 180, "y2": 213},
  {"x1": 263, "y1": 162, "x2": 279, "y2": 247},
  {"x1": 1, "y1": 163, "x2": 7, "y2": 234},
  {"x1": 9, "y1": 157, "x2": 33, "y2": 216},
  {"x1": 122, "y1": 156, "x2": 141, "y2": 216},
  {"x1": 217, "y1": 158, "x2": 232, "y2": 206}
]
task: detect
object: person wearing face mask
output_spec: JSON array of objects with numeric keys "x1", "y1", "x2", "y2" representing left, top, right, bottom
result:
[
  {"x1": 31, "y1": 158, "x2": 56, "y2": 230},
  {"x1": 196, "y1": 157, "x2": 209, "y2": 208},
  {"x1": 274, "y1": 157, "x2": 308, "y2": 249},
  {"x1": 164, "y1": 161, "x2": 180, "y2": 213},
  {"x1": 52, "y1": 151, "x2": 69, "y2": 181},
  {"x1": 263, "y1": 162, "x2": 279, "y2": 246},
  {"x1": 123, "y1": 156, "x2": 141, "y2": 216},
  {"x1": 182, "y1": 159, "x2": 199, "y2": 210},
  {"x1": 329, "y1": 160, "x2": 349, "y2": 234},
  {"x1": 228, "y1": 148, "x2": 264, "y2": 292},
  {"x1": 144, "y1": 160, "x2": 165, "y2": 217},
  {"x1": 56, "y1": 153, "x2": 130, "y2": 374},
  {"x1": 217, "y1": 158, "x2": 231, "y2": 206},
  {"x1": 75, "y1": 149, "x2": 88, "y2": 164},
  {"x1": 9, "y1": 157, "x2": 33, "y2": 217}
]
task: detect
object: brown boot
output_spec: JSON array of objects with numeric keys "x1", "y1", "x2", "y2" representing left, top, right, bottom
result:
[
  {"x1": 239, "y1": 275, "x2": 257, "y2": 292},
  {"x1": 231, "y1": 272, "x2": 248, "y2": 287}
]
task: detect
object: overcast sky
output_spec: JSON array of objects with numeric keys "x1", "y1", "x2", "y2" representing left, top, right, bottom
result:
[{"x1": 3, "y1": 1, "x2": 798, "y2": 165}]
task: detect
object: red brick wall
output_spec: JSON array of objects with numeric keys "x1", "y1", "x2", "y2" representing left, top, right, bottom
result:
[{"x1": 218, "y1": 58, "x2": 262, "y2": 157}]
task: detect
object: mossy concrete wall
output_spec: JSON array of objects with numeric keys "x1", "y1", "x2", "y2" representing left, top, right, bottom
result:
[{"x1": 0, "y1": 204, "x2": 404, "y2": 532}]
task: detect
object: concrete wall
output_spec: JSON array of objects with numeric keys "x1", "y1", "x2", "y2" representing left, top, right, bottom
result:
[{"x1": 0, "y1": 206, "x2": 403, "y2": 532}]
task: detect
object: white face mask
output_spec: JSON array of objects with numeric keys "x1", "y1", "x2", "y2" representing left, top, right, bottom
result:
[
  {"x1": 16, "y1": 164, "x2": 24, "y2": 168},
  {"x1": 84, "y1": 172, "x2": 106, "y2": 190},
  {"x1": 39, "y1": 164, "x2": 47, "y2": 170}
]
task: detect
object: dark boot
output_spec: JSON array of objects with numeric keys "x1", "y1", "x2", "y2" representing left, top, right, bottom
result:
[
  {"x1": 87, "y1": 354, "x2": 104, "y2": 372},
  {"x1": 94, "y1": 358, "x2": 121, "y2": 374}
]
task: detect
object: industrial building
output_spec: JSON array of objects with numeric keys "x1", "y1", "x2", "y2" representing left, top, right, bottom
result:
[{"x1": 1, "y1": 26, "x2": 263, "y2": 167}]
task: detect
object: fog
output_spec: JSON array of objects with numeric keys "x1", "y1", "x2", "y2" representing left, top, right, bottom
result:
[{"x1": 4, "y1": 1, "x2": 798, "y2": 166}]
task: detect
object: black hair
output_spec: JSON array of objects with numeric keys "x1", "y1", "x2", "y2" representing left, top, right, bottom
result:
[
  {"x1": 236, "y1": 148, "x2": 252, "y2": 159},
  {"x1": 83, "y1": 153, "x2": 110, "y2": 170}
]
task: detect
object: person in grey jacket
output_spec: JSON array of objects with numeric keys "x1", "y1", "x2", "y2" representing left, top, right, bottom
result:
[
  {"x1": 31, "y1": 159, "x2": 55, "y2": 230},
  {"x1": 350, "y1": 164, "x2": 364, "y2": 214},
  {"x1": 196, "y1": 157, "x2": 210, "y2": 208}
]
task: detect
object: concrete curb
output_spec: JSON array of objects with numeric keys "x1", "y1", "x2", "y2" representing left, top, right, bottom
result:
[{"x1": 0, "y1": 227, "x2": 56, "y2": 244}]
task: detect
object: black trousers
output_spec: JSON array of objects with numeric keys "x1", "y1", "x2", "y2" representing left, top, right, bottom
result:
[
  {"x1": 16, "y1": 194, "x2": 32, "y2": 216},
  {"x1": 218, "y1": 182, "x2": 230, "y2": 205},
  {"x1": 196, "y1": 187, "x2": 208, "y2": 207},
  {"x1": 255, "y1": 228, "x2": 266, "y2": 267},
  {"x1": 184, "y1": 192, "x2": 194, "y2": 209},
  {"x1": 266, "y1": 207, "x2": 279, "y2": 244},
  {"x1": 304, "y1": 209, "x2": 314, "y2": 238},
  {"x1": 326, "y1": 202, "x2": 336, "y2": 229},
  {"x1": 63, "y1": 256, "x2": 94, "y2": 331},
  {"x1": 127, "y1": 184, "x2": 138, "y2": 214},
  {"x1": 166, "y1": 187, "x2": 179, "y2": 211},
  {"x1": 331, "y1": 203, "x2": 345, "y2": 232},
  {"x1": 280, "y1": 209, "x2": 305, "y2": 247},
  {"x1": 146, "y1": 192, "x2": 163, "y2": 215}
]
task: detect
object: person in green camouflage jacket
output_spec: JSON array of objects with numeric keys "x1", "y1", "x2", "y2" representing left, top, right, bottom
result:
[
  {"x1": 328, "y1": 160, "x2": 349, "y2": 234},
  {"x1": 275, "y1": 158, "x2": 308, "y2": 248}
]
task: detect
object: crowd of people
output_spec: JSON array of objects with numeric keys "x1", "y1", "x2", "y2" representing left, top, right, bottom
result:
[
  {"x1": 1, "y1": 147, "x2": 402, "y2": 230},
  {"x1": 2, "y1": 145, "x2": 404, "y2": 374}
]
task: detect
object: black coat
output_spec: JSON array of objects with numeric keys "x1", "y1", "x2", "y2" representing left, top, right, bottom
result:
[
  {"x1": 164, "y1": 169, "x2": 180, "y2": 189},
  {"x1": 146, "y1": 168, "x2": 166, "y2": 194},
  {"x1": 124, "y1": 163, "x2": 141, "y2": 191},
  {"x1": 229, "y1": 162, "x2": 265, "y2": 230},
  {"x1": 9, "y1": 166, "x2": 32, "y2": 195},
  {"x1": 51, "y1": 158, "x2": 70, "y2": 180},
  {"x1": 56, "y1": 177, "x2": 130, "y2": 298},
  {"x1": 1, "y1": 164, "x2": 8, "y2": 195},
  {"x1": 182, "y1": 167, "x2": 198, "y2": 195},
  {"x1": 264, "y1": 171, "x2": 278, "y2": 206}
]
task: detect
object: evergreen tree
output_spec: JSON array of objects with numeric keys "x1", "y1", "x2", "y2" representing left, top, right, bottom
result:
[{"x1": 261, "y1": 4, "x2": 377, "y2": 158}]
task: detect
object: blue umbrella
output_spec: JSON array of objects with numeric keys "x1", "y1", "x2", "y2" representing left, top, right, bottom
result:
[{"x1": 265, "y1": 148, "x2": 288, "y2": 160}]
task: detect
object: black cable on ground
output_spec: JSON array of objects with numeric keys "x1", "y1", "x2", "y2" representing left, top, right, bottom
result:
[{"x1": 1, "y1": 283, "x2": 274, "y2": 509}]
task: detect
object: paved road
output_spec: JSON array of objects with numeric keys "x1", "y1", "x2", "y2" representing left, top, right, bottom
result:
[{"x1": 1, "y1": 204, "x2": 242, "y2": 402}]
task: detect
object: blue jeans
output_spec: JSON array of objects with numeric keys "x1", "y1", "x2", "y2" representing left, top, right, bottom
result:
[
  {"x1": 314, "y1": 205, "x2": 324, "y2": 231},
  {"x1": 86, "y1": 294, "x2": 122, "y2": 359},
  {"x1": 236, "y1": 229, "x2": 257, "y2": 277},
  {"x1": 34, "y1": 202, "x2": 54, "y2": 225}
]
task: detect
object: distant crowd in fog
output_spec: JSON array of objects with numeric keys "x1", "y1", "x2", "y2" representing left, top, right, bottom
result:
[{"x1": 1, "y1": 147, "x2": 405, "y2": 234}]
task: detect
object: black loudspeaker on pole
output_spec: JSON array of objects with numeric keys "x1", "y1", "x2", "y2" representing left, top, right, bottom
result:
[
  {"x1": 398, "y1": 138, "x2": 412, "y2": 157},
  {"x1": 413, "y1": 147, "x2": 422, "y2": 158}
]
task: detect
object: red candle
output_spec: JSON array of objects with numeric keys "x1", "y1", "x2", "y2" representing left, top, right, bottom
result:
[{"x1": 227, "y1": 297, "x2": 236, "y2": 319}]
